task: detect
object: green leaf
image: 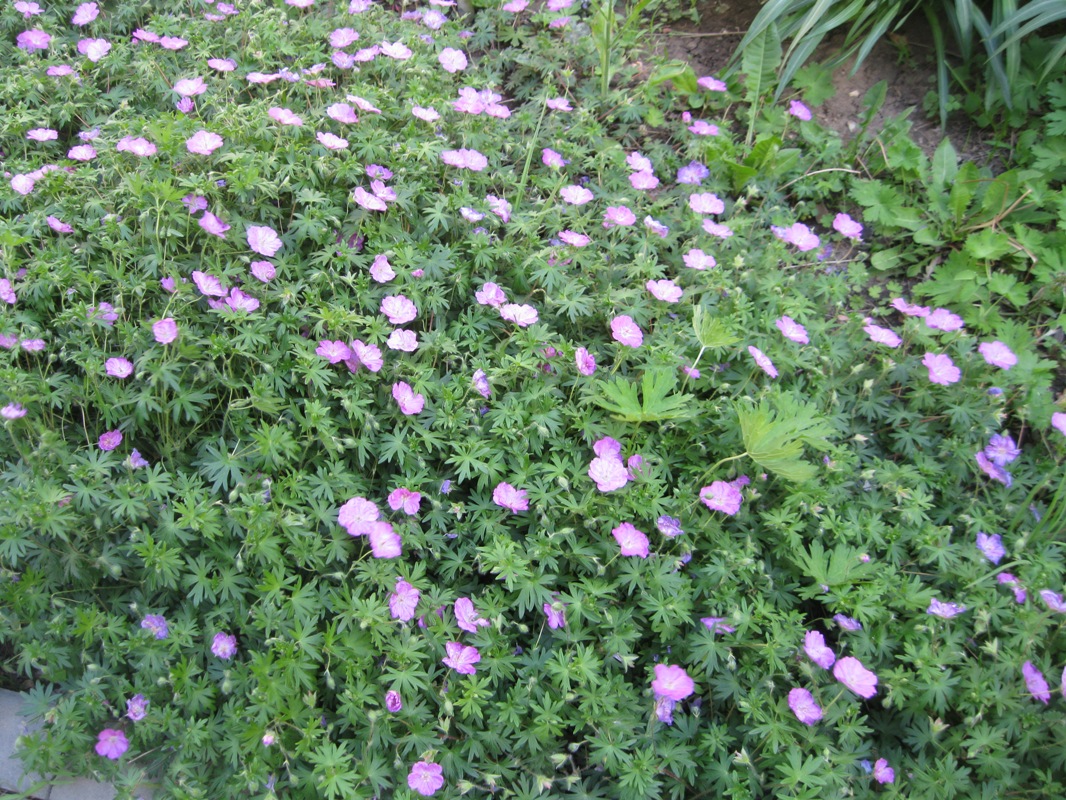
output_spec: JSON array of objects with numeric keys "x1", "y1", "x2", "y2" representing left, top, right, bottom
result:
[
  {"x1": 693, "y1": 305, "x2": 741, "y2": 349},
  {"x1": 930, "y1": 137, "x2": 958, "y2": 193},
  {"x1": 594, "y1": 370, "x2": 695, "y2": 423},
  {"x1": 736, "y1": 395, "x2": 834, "y2": 483}
]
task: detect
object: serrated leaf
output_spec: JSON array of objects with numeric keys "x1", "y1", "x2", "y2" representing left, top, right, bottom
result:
[
  {"x1": 594, "y1": 370, "x2": 695, "y2": 423},
  {"x1": 693, "y1": 305, "x2": 741, "y2": 349},
  {"x1": 736, "y1": 395, "x2": 833, "y2": 483}
]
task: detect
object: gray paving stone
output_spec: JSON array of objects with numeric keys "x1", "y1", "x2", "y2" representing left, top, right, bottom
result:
[
  {"x1": 47, "y1": 779, "x2": 116, "y2": 800},
  {"x1": 0, "y1": 688, "x2": 50, "y2": 799}
]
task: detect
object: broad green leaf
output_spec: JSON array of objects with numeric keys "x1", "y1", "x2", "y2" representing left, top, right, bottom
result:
[
  {"x1": 736, "y1": 395, "x2": 834, "y2": 483},
  {"x1": 930, "y1": 137, "x2": 958, "y2": 193},
  {"x1": 594, "y1": 370, "x2": 695, "y2": 423},
  {"x1": 693, "y1": 306, "x2": 741, "y2": 349}
]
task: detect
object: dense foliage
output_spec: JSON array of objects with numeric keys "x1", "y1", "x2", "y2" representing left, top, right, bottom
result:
[{"x1": 1, "y1": 1, "x2": 1065, "y2": 799}]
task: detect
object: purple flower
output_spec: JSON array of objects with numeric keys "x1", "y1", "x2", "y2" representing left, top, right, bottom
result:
[
  {"x1": 652, "y1": 664, "x2": 695, "y2": 701},
  {"x1": 389, "y1": 578, "x2": 420, "y2": 621},
  {"x1": 610, "y1": 315, "x2": 643, "y2": 347},
  {"x1": 472, "y1": 369, "x2": 491, "y2": 398},
  {"x1": 386, "y1": 690, "x2": 403, "y2": 712},
  {"x1": 128, "y1": 450, "x2": 149, "y2": 468},
  {"x1": 863, "y1": 323, "x2": 901, "y2": 348},
  {"x1": 381, "y1": 295, "x2": 417, "y2": 324},
  {"x1": 492, "y1": 482, "x2": 528, "y2": 513},
  {"x1": 925, "y1": 308, "x2": 965, "y2": 332},
  {"x1": 775, "y1": 316, "x2": 809, "y2": 344},
  {"x1": 656, "y1": 515, "x2": 683, "y2": 538},
  {"x1": 927, "y1": 598, "x2": 966, "y2": 618},
  {"x1": 834, "y1": 613, "x2": 862, "y2": 631},
  {"x1": 141, "y1": 614, "x2": 168, "y2": 639},
  {"x1": 126, "y1": 694, "x2": 148, "y2": 721},
  {"x1": 408, "y1": 761, "x2": 445, "y2": 796},
  {"x1": 1023, "y1": 660, "x2": 1050, "y2": 703},
  {"x1": 574, "y1": 347, "x2": 596, "y2": 376},
  {"x1": 922, "y1": 352, "x2": 961, "y2": 385},
  {"x1": 98, "y1": 429, "x2": 123, "y2": 451},
  {"x1": 748, "y1": 346, "x2": 778, "y2": 378},
  {"x1": 655, "y1": 695, "x2": 676, "y2": 725},
  {"x1": 612, "y1": 522, "x2": 650, "y2": 558},
  {"x1": 873, "y1": 758, "x2": 895, "y2": 784},
  {"x1": 105, "y1": 357, "x2": 134, "y2": 378},
  {"x1": 454, "y1": 597, "x2": 489, "y2": 633},
  {"x1": 392, "y1": 382, "x2": 425, "y2": 416},
  {"x1": 984, "y1": 434, "x2": 1020, "y2": 466},
  {"x1": 788, "y1": 100, "x2": 812, "y2": 120},
  {"x1": 442, "y1": 642, "x2": 480, "y2": 674},
  {"x1": 833, "y1": 656, "x2": 878, "y2": 698},
  {"x1": 832, "y1": 213, "x2": 863, "y2": 240},
  {"x1": 803, "y1": 631, "x2": 835, "y2": 669},
  {"x1": 699, "y1": 481, "x2": 742, "y2": 516},
  {"x1": 95, "y1": 729, "x2": 128, "y2": 760},
  {"x1": 1039, "y1": 589, "x2": 1066, "y2": 613},
  {"x1": 976, "y1": 532, "x2": 1005, "y2": 564},
  {"x1": 700, "y1": 617, "x2": 735, "y2": 634},
  {"x1": 211, "y1": 632, "x2": 237, "y2": 659},
  {"x1": 788, "y1": 687, "x2": 822, "y2": 724},
  {"x1": 975, "y1": 451, "x2": 1012, "y2": 487},
  {"x1": 676, "y1": 160, "x2": 709, "y2": 185},
  {"x1": 543, "y1": 602, "x2": 566, "y2": 629}
]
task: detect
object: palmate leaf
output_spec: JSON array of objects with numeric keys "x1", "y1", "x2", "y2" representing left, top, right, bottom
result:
[
  {"x1": 594, "y1": 369, "x2": 695, "y2": 423},
  {"x1": 693, "y1": 305, "x2": 741, "y2": 349},
  {"x1": 736, "y1": 394, "x2": 834, "y2": 483}
]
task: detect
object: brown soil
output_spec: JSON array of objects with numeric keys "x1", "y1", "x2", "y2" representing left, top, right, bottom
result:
[{"x1": 651, "y1": 0, "x2": 994, "y2": 164}]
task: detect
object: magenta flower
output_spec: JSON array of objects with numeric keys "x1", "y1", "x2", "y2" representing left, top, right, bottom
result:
[
  {"x1": 560, "y1": 185, "x2": 594, "y2": 205},
  {"x1": 892, "y1": 297, "x2": 930, "y2": 317},
  {"x1": 701, "y1": 617, "x2": 736, "y2": 634},
  {"x1": 316, "y1": 340, "x2": 352, "y2": 364},
  {"x1": 199, "y1": 212, "x2": 230, "y2": 238},
  {"x1": 2, "y1": 404, "x2": 28, "y2": 420},
  {"x1": 186, "y1": 130, "x2": 224, "y2": 155},
  {"x1": 922, "y1": 352, "x2": 961, "y2": 385},
  {"x1": 441, "y1": 148, "x2": 487, "y2": 171},
  {"x1": 612, "y1": 522, "x2": 649, "y2": 557},
  {"x1": 98, "y1": 429, "x2": 123, "y2": 451},
  {"x1": 683, "y1": 249, "x2": 716, "y2": 270},
  {"x1": 603, "y1": 206, "x2": 636, "y2": 228},
  {"x1": 832, "y1": 213, "x2": 863, "y2": 240},
  {"x1": 387, "y1": 487, "x2": 422, "y2": 515},
  {"x1": 17, "y1": 29, "x2": 52, "y2": 52},
  {"x1": 442, "y1": 642, "x2": 480, "y2": 674},
  {"x1": 224, "y1": 287, "x2": 259, "y2": 313},
  {"x1": 652, "y1": 664, "x2": 694, "y2": 701},
  {"x1": 77, "y1": 37, "x2": 110, "y2": 62},
  {"x1": 389, "y1": 578, "x2": 420, "y2": 621},
  {"x1": 543, "y1": 603, "x2": 566, "y2": 629},
  {"x1": 574, "y1": 347, "x2": 596, "y2": 376},
  {"x1": 338, "y1": 496, "x2": 381, "y2": 536},
  {"x1": 788, "y1": 100, "x2": 812, "y2": 120},
  {"x1": 268, "y1": 107, "x2": 303, "y2": 126},
  {"x1": 976, "y1": 532, "x2": 1005, "y2": 564},
  {"x1": 68, "y1": 144, "x2": 96, "y2": 161},
  {"x1": 610, "y1": 315, "x2": 643, "y2": 347},
  {"x1": 646, "y1": 279, "x2": 682, "y2": 303},
  {"x1": 250, "y1": 261, "x2": 276, "y2": 282},
  {"x1": 369, "y1": 523, "x2": 403, "y2": 558},
  {"x1": 385, "y1": 690, "x2": 403, "y2": 712},
  {"x1": 381, "y1": 295, "x2": 417, "y2": 324},
  {"x1": 408, "y1": 761, "x2": 445, "y2": 796},
  {"x1": 499, "y1": 303, "x2": 538, "y2": 327},
  {"x1": 787, "y1": 688, "x2": 822, "y2": 725},
  {"x1": 105, "y1": 357, "x2": 134, "y2": 378},
  {"x1": 558, "y1": 230, "x2": 591, "y2": 247},
  {"x1": 700, "y1": 481, "x2": 742, "y2": 516},
  {"x1": 688, "y1": 192, "x2": 725, "y2": 215},
  {"x1": 873, "y1": 758, "x2": 895, "y2": 784},
  {"x1": 95, "y1": 729, "x2": 129, "y2": 760},
  {"x1": 978, "y1": 341, "x2": 1017, "y2": 369},
  {"x1": 833, "y1": 656, "x2": 878, "y2": 698},
  {"x1": 454, "y1": 597, "x2": 489, "y2": 633},
  {"x1": 125, "y1": 694, "x2": 148, "y2": 722},
  {"x1": 629, "y1": 170, "x2": 658, "y2": 190},
  {"x1": 925, "y1": 308, "x2": 964, "y2": 332},
  {"x1": 316, "y1": 132, "x2": 348, "y2": 150},
  {"x1": 192, "y1": 270, "x2": 226, "y2": 297},
  {"x1": 247, "y1": 225, "x2": 282, "y2": 256},
  {"x1": 589, "y1": 455, "x2": 628, "y2": 492},
  {"x1": 775, "y1": 316, "x2": 809, "y2": 344},
  {"x1": 803, "y1": 630, "x2": 835, "y2": 669},
  {"x1": 748, "y1": 346, "x2": 778, "y2": 378},
  {"x1": 698, "y1": 75, "x2": 727, "y2": 92},
  {"x1": 71, "y1": 0, "x2": 98, "y2": 18},
  {"x1": 863, "y1": 323, "x2": 901, "y2": 348},
  {"x1": 392, "y1": 382, "x2": 425, "y2": 415},
  {"x1": 347, "y1": 340, "x2": 383, "y2": 373},
  {"x1": 493, "y1": 482, "x2": 529, "y2": 513},
  {"x1": 211, "y1": 632, "x2": 237, "y2": 659},
  {"x1": 1023, "y1": 661, "x2": 1050, "y2": 703},
  {"x1": 438, "y1": 47, "x2": 467, "y2": 72},
  {"x1": 46, "y1": 216, "x2": 73, "y2": 234}
]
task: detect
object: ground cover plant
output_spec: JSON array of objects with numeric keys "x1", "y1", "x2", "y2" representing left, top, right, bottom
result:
[{"x1": 1, "y1": 1, "x2": 1066, "y2": 799}]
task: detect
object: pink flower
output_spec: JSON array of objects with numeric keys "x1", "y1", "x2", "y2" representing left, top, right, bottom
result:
[
  {"x1": 603, "y1": 206, "x2": 636, "y2": 228},
  {"x1": 327, "y1": 103, "x2": 359, "y2": 124},
  {"x1": 543, "y1": 603, "x2": 566, "y2": 629},
  {"x1": 975, "y1": 451, "x2": 1012, "y2": 487},
  {"x1": 105, "y1": 357, "x2": 134, "y2": 378},
  {"x1": 486, "y1": 195, "x2": 511, "y2": 222},
  {"x1": 610, "y1": 315, "x2": 643, "y2": 347},
  {"x1": 1052, "y1": 412, "x2": 1066, "y2": 437},
  {"x1": 646, "y1": 280, "x2": 682, "y2": 303},
  {"x1": 644, "y1": 214, "x2": 668, "y2": 235},
  {"x1": 589, "y1": 455, "x2": 628, "y2": 492},
  {"x1": 246, "y1": 225, "x2": 282, "y2": 256},
  {"x1": 317, "y1": 340, "x2": 352, "y2": 363},
  {"x1": 152, "y1": 318, "x2": 178, "y2": 344},
  {"x1": 702, "y1": 220, "x2": 733, "y2": 238},
  {"x1": 626, "y1": 152, "x2": 652, "y2": 171},
  {"x1": 95, "y1": 729, "x2": 129, "y2": 760},
  {"x1": 775, "y1": 316, "x2": 809, "y2": 344},
  {"x1": 891, "y1": 298, "x2": 929, "y2": 317},
  {"x1": 208, "y1": 58, "x2": 236, "y2": 71},
  {"x1": 454, "y1": 597, "x2": 489, "y2": 633},
  {"x1": 697, "y1": 76, "x2": 727, "y2": 92},
  {"x1": 833, "y1": 656, "x2": 878, "y2": 698},
  {"x1": 1023, "y1": 661, "x2": 1050, "y2": 703},
  {"x1": 77, "y1": 37, "x2": 111, "y2": 62},
  {"x1": 17, "y1": 29, "x2": 51, "y2": 52},
  {"x1": 392, "y1": 382, "x2": 425, "y2": 415},
  {"x1": 408, "y1": 761, "x2": 445, "y2": 796},
  {"x1": 338, "y1": 496, "x2": 380, "y2": 536},
  {"x1": 250, "y1": 261, "x2": 276, "y2": 282},
  {"x1": 346, "y1": 340, "x2": 383, "y2": 373},
  {"x1": 629, "y1": 170, "x2": 658, "y2": 190},
  {"x1": 700, "y1": 481, "x2": 742, "y2": 516},
  {"x1": 441, "y1": 148, "x2": 488, "y2": 171},
  {"x1": 788, "y1": 100, "x2": 812, "y2": 120},
  {"x1": 612, "y1": 522, "x2": 649, "y2": 557},
  {"x1": 772, "y1": 222, "x2": 820, "y2": 251},
  {"x1": 978, "y1": 341, "x2": 1017, "y2": 370},
  {"x1": 381, "y1": 295, "x2": 417, "y2": 324},
  {"x1": 192, "y1": 270, "x2": 226, "y2": 297},
  {"x1": 380, "y1": 40, "x2": 413, "y2": 59},
  {"x1": 173, "y1": 76, "x2": 206, "y2": 96},
  {"x1": 15, "y1": 2, "x2": 43, "y2": 18},
  {"x1": 922, "y1": 352, "x2": 961, "y2": 385},
  {"x1": 211, "y1": 632, "x2": 237, "y2": 659},
  {"x1": 499, "y1": 303, "x2": 538, "y2": 327},
  {"x1": 268, "y1": 107, "x2": 303, "y2": 126},
  {"x1": 68, "y1": 144, "x2": 97, "y2": 161},
  {"x1": 412, "y1": 105, "x2": 440, "y2": 121},
  {"x1": 689, "y1": 192, "x2": 725, "y2": 215},
  {"x1": 438, "y1": 47, "x2": 467, "y2": 72},
  {"x1": 186, "y1": 130, "x2": 224, "y2": 155},
  {"x1": 873, "y1": 759, "x2": 895, "y2": 784},
  {"x1": 442, "y1": 641, "x2": 480, "y2": 674},
  {"x1": 316, "y1": 132, "x2": 348, "y2": 150},
  {"x1": 386, "y1": 690, "x2": 402, "y2": 712},
  {"x1": 787, "y1": 688, "x2": 822, "y2": 725},
  {"x1": 803, "y1": 630, "x2": 835, "y2": 669},
  {"x1": 863, "y1": 323, "x2": 901, "y2": 347},
  {"x1": 10, "y1": 174, "x2": 35, "y2": 195},
  {"x1": 560, "y1": 185, "x2": 594, "y2": 205},
  {"x1": 475, "y1": 282, "x2": 507, "y2": 307},
  {"x1": 683, "y1": 249, "x2": 716, "y2": 270},
  {"x1": 388, "y1": 488, "x2": 422, "y2": 515},
  {"x1": 557, "y1": 230, "x2": 590, "y2": 247},
  {"x1": 492, "y1": 482, "x2": 529, "y2": 513},
  {"x1": 99, "y1": 429, "x2": 123, "y2": 451},
  {"x1": 748, "y1": 346, "x2": 778, "y2": 378},
  {"x1": 832, "y1": 213, "x2": 862, "y2": 240},
  {"x1": 389, "y1": 578, "x2": 420, "y2": 621},
  {"x1": 353, "y1": 186, "x2": 387, "y2": 211},
  {"x1": 652, "y1": 664, "x2": 694, "y2": 700},
  {"x1": 26, "y1": 127, "x2": 58, "y2": 141},
  {"x1": 369, "y1": 522, "x2": 403, "y2": 558},
  {"x1": 224, "y1": 287, "x2": 259, "y2": 313},
  {"x1": 387, "y1": 330, "x2": 418, "y2": 352},
  {"x1": 1, "y1": 403, "x2": 27, "y2": 420},
  {"x1": 330, "y1": 27, "x2": 360, "y2": 47},
  {"x1": 925, "y1": 308, "x2": 964, "y2": 332},
  {"x1": 575, "y1": 347, "x2": 596, "y2": 376},
  {"x1": 199, "y1": 212, "x2": 230, "y2": 238},
  {"x1": 116, "y1": 136, "x2": 157, "y2": 156},
  {"x1": 688, "y1": 120, "x2": 718, "y2": 136}
]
